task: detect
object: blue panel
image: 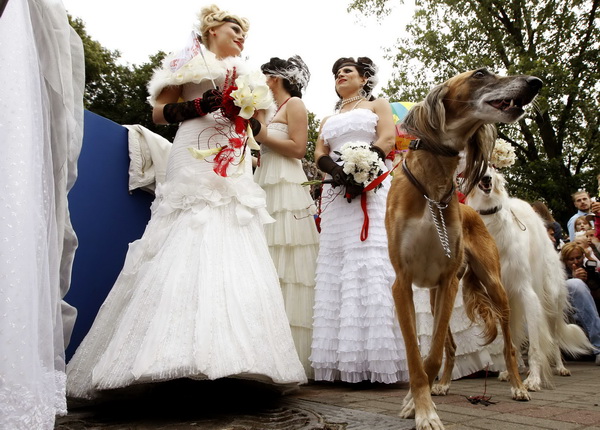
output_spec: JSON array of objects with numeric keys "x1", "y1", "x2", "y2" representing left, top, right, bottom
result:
[{"x1": 64, "y1": 111, "x2": 154, "y2": 361}]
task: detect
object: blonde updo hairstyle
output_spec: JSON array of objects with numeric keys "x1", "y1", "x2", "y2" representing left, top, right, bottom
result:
[{"x1": 196, "y1": 4, "x2": 250, "y2": 48}]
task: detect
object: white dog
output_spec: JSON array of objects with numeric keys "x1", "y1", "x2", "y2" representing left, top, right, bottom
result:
[{"x1": 467, "y1": 167, "x2": 592, "y2": 391}]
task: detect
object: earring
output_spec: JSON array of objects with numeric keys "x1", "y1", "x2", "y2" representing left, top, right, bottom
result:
[{"x1": 359, "y1": 88, "x2": 368, "y2": 99}]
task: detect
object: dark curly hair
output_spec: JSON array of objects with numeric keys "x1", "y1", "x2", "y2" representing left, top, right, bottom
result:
[
  {"x1": 261, "y1": 56, "x2": 310, "y2": 98},
  {"x1": 331, "y1": 56, "x2": 378, "y2": 103}
]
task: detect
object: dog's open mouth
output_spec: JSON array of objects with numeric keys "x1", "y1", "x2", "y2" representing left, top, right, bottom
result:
[
  {"x1": 488, "y1": 98, "x2": 524, "y2": 112},
  {"x1": 478, "y1": 177, "x2": 493, "y2": 194}
]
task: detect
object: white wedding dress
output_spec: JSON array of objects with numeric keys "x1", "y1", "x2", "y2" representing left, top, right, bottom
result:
[
  {"x1": 66, "y1": 77, "x2": 307, "y2": 399},
  {"x1": 309, "y1": 108, "x2": 504, "y2": 384},
  {"x1": 254, "y1": 122, "x2": 319, "y2": 378},
  {"x1": 310, "y1": 109, "x2": 409, "y2": 383}
]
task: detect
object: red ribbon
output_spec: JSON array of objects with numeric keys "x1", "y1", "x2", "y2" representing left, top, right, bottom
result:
[
  {"x1": 213, "y1": 147, "x2": 235, "y2": 176},
  {"x1": 356, "y1": 162, "x2": 400, "y2": 241}
]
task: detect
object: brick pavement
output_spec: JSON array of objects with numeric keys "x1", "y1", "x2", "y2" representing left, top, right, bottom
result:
[{"x1": 56, "y1": 359, "x2": 600, "y2": 429}]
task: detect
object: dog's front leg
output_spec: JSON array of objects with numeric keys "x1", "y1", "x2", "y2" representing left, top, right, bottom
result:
[
  {"x1": 393, "y1": 277, "x2": 444, "y2": 430},
  {"x1": 424, "y1": 277, "x2": 459, "y2": 388},
  {"x1": 429, "y1": 287, "x2": 457, "y2": 396}
]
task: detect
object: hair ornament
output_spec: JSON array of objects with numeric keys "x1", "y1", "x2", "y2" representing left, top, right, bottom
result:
[{"x1": 261, "y1": 55, "x2": 310, "y2": 95}]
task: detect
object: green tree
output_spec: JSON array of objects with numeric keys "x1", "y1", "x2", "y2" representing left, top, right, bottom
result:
[
  {"x1": 302, "y1": 111, "x2": 323, "y2": 190},
  {"x1": 69, "y1": 16, "x2": 177, "y2": 141},
  {"x1": 350, "y1": 0, "x2": 600, "y2": 226}
]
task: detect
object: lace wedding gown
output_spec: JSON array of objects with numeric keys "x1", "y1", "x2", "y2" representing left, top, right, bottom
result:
[
  {"x1": 254, "y1": 122, "x2": 319, "y2": 378},
  {"x1": 66, "y1": 79, "x2": 307, "y2": 399},
  {"x1": 310, "y1": 109, "x2": 409, "y2": 383}
]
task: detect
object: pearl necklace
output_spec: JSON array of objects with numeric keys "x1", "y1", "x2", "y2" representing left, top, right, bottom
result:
[{"x1": 339, "y1": 95, "x2": 363, "y2": 109}]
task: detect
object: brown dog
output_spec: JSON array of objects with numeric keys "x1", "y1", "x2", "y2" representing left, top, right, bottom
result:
[{"x1": 385, "y1": 69, "x2": 542, "y2": 430}]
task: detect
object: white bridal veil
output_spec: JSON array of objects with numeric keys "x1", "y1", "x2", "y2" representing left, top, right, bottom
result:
[{"x1": 0, "y1": 0, "x2": 84, "y2": 427}]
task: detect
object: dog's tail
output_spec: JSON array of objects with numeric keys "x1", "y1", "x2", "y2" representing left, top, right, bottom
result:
[
  {"x1": 555, "y1": 320, "x2": 594, "y2": 357},
  {"x1": 540, "y1": 241, "x2": 594, "y2": 358},
  {"x1": 552, "y1": 279, "x2": 594, "y2": 358},
  {"x1": 461, "y1": 268, "x2": 500, "y2": 346}
]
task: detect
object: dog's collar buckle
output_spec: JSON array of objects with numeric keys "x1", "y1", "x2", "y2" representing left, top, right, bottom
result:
[{"x1": 409, "y1": 139, "x2": 422, "y2": 150}]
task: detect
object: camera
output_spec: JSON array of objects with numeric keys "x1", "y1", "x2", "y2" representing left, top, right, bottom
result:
[{"x1": 584, "y1": 259, "x2": 598, "y2": 276}]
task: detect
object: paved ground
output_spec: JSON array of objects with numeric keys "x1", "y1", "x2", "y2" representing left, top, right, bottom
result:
[{"x1": 56, "y1": 358, "x2": 600, "y2": 430}]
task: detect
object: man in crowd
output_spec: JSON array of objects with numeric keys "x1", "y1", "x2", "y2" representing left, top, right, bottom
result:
[{"x1": 568, "y1": 190, "x2": 594, "y2": 241}]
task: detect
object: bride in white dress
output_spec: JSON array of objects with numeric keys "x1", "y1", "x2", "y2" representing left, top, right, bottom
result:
[
  {"x1": 253, "y1": 56, "x2": 319, "y2": 378},
  {"x1": 66, "y1": 5, "x2": 306, "y2": 399},
  {"x1": 310, "y1": 57, "x2": 409, "y2": 383},
  {"x1": 310, "y1": 56, "x2": 504, "y2": 385}
]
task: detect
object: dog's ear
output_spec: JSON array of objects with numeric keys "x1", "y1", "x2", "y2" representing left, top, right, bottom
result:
[
  {"x1": 422, "y1": 84, "x2": 449, "y2": 132},
  {"x1": 403, "y1": 84, "x2": 449, "y2": 139},
  {"x1": 475, "y1": 124, "x2": 497, "y2": 159},
  {"x1": 493, "y1": 168, "x2": 507, "y2": 194},
  {"x1": 461, "y1": 124, "x2": 497, "y2": 196}
]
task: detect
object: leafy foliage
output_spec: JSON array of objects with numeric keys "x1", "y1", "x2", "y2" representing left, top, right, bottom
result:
[
  {"x1": 68, "y1": 16, "x2": 178, "y2": 141},
  {"x1": 302, "y1": 111, "x2": 322, "y2": 188},
  {"x1": 350, "y1": 0, "x2": 600, "y2": 226}
]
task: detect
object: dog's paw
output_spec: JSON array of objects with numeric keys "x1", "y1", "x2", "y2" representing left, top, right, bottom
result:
[
  {"x1": 523, "y1": 376, "x2": 542, "y2": 392},
  {"x1": 431, "y1": 383, "x2": 450, "y2": 396},
  {"x1": 554, "y1": 366, "x2": 571, "y2": 376},
  {"x1": 399, "y1": 395, "x2": 416, "y2": 419},
  {"x1": 511, "y1": 386, "x2": 531, "y2": 401},
  {"x1": 498, "y1": 370, "x2": 510, "y2": 382},
  {"x1": 415, "y1": 412, "x2": 445, "y2": 430}
]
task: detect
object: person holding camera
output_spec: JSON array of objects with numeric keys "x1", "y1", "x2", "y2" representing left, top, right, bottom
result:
[{"x1": 560, "y1": 242, "x2": 600, "y2": 364}]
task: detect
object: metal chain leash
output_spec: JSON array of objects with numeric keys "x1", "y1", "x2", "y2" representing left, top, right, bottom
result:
[{"x1": 424, "y1": 196, "x2": 452, "y2": 258}]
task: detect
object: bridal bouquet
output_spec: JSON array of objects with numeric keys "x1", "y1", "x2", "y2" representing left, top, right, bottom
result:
[
  {"x1": 491, "y1": 138, "x2": 516, "y2": 169},
  {"x1": 189, "y1": 67, "x2": 273, "y2": 177},
  {"x1": 336, "y1": 141, "x2": 386, "y2": 187}
]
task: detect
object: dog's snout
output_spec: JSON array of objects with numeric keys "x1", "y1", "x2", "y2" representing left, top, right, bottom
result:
[
  {"x1": 527, "y1": 76, "x2": 543, "y2": 91},
  {"x1": 481, "y1": 175, "x2": 492, "y2": 185}
]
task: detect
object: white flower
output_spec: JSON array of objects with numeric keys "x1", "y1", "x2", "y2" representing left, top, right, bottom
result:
[
  {"x1": 230, "y1": 71, "x2": 273, "y2": 119},
  {"x1": 338, "y1": 141, "x2": 386, "y2": 186},
  {"x1": 491, "y1": 138, "x2": 516, "y2": 169}
]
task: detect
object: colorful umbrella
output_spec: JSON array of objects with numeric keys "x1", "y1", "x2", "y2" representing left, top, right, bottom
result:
[{"x1": 390, "y1": 101, "x2": 416, "y2": 151}]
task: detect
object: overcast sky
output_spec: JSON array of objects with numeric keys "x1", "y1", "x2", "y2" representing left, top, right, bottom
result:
[{"x1": 61, "y1": 0, "x2": 415, "y2": 120}]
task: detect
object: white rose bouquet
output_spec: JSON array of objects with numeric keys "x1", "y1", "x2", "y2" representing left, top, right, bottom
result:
[
  {"x1": 491, "y1": 138, "x2": 516, "y2": 169},
  {"x1": 336, "y1": 141, "x2": 386, "y2": 188}
]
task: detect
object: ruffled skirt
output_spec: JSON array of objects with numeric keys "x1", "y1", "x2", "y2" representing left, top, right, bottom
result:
[
  {"x1": 254, "y1": 151, "x2": 319, "y2": 379},
  {"x1": 413, "y1": 284, "x2": 506, "y2": 379},
  {"x1": 310, "y1": 179, "x2": 409, "y2": 383}
]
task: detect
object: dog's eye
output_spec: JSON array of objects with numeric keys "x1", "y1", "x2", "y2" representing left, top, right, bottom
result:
[{"x1": 473, "y1": 70, "x2": 488, "y2": 79}]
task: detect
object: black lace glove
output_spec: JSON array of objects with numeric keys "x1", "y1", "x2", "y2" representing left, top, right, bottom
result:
[
  {"x1": 317, "y1": 155, "x2": 347, "y2": 187},
  {"x1": 370, "y1": 145, "x2": 386, "y2": 161},
  {"x1": 345, "y1": 182, "x2": 364, "y2": 203},
  {"x1": 249, "y1": 117, "x2": 262, "y2": 136},
  {"x1": 199, "y1": 88, "x2": 222, "y2": 113},
  {"x1": 162, "y1": 89, "x2": 223, "y2": 124}
]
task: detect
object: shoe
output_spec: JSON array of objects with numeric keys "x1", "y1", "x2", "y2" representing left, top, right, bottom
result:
[{"x1": 595, "y1": 355, "x2": 600, "y2": 366}]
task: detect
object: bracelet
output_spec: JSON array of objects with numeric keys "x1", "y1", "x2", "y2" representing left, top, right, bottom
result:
[{"x1": 194, "y1": 98, "x2": 207, "y2": 117}]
